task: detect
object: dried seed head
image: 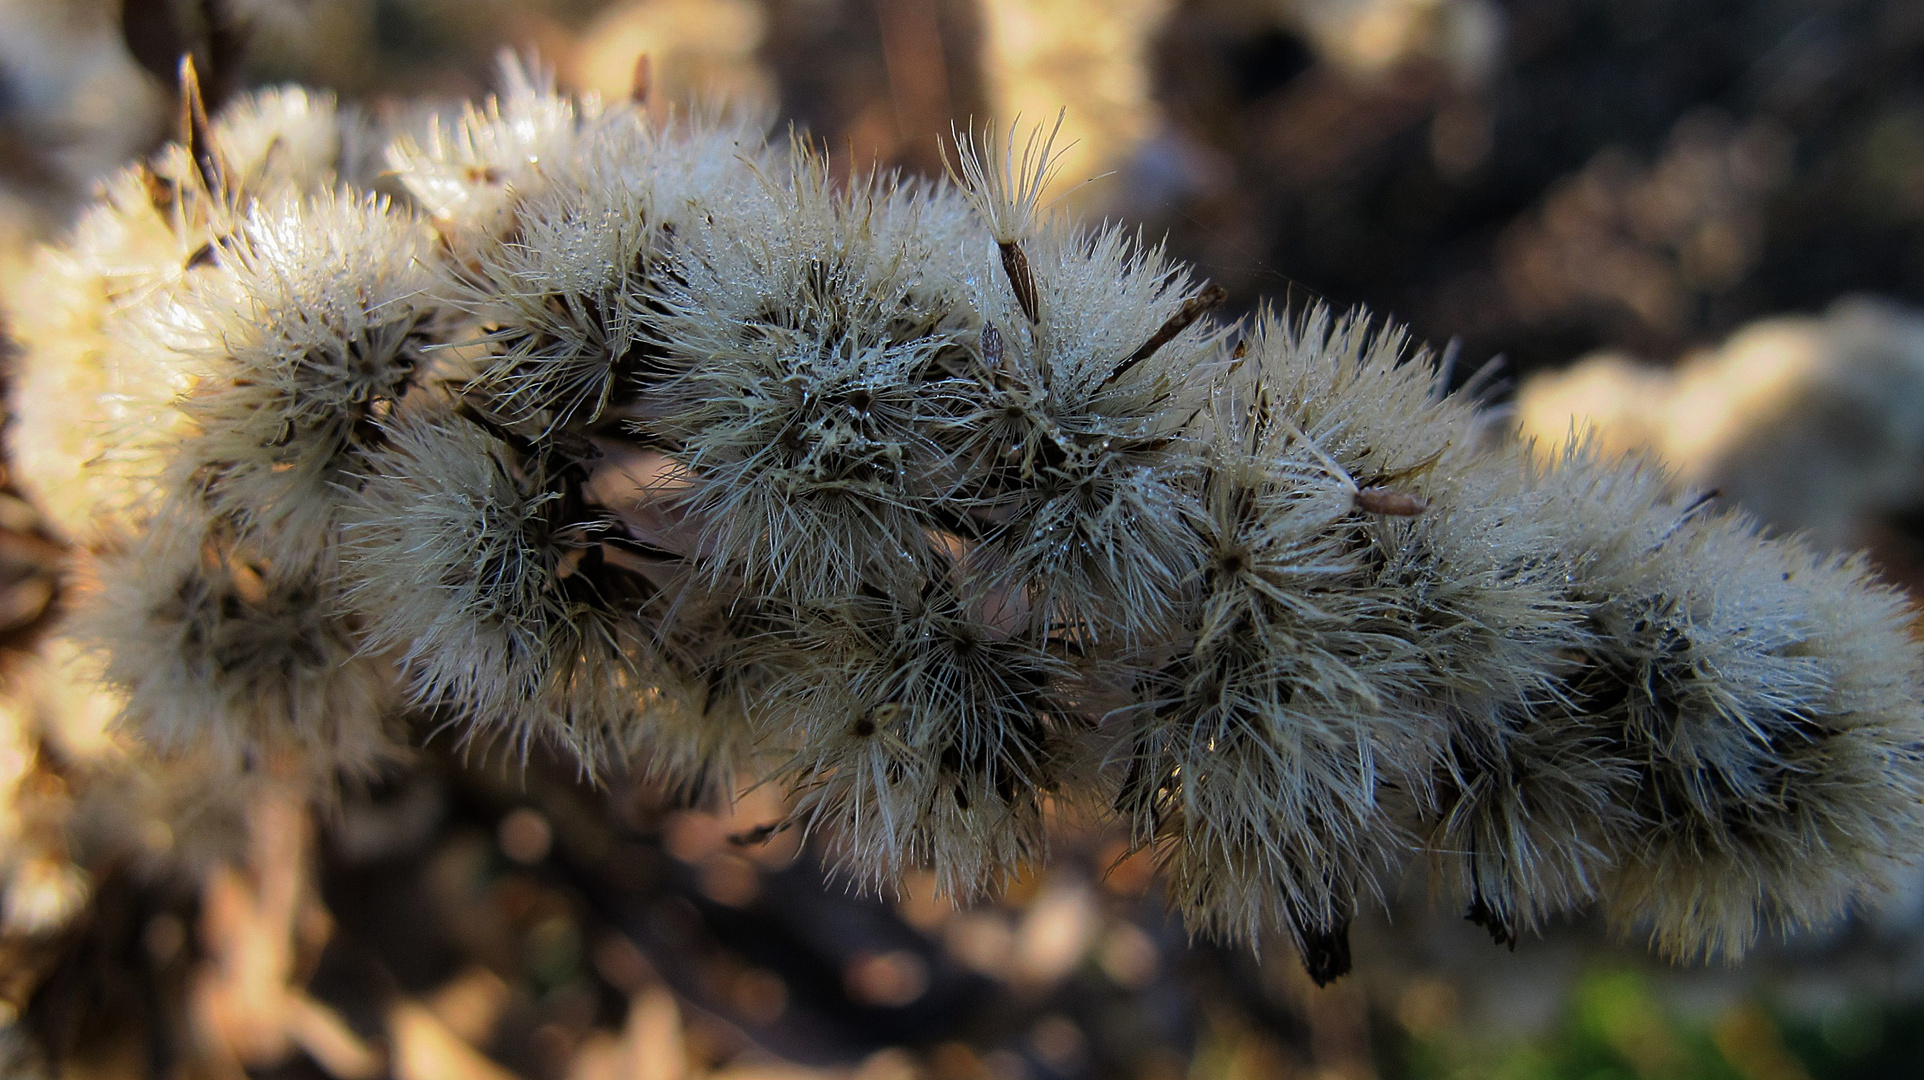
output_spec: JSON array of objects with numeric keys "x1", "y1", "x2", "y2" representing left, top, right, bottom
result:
[
  {"x1": 461, "y1": 110, "x2": 770, "y2": 431},
  {"x1": 778, "y1": 579, "x2": 1084, "y2": 899},
  {"x1": 644, "y1": 150, "x2": 977, "y2": 601},
  {"x1": 77, "y1": 502, "x2": 400, "y2": 775},
  {"x1": 173, "y1": 190, "x2": 438, "y2": 570},
  {"x1": 386, "y1": 53, "x2": 583, "y2": 242},
  {"x1": 344, "y1": 410, "x2": 652, "y2": 775}
]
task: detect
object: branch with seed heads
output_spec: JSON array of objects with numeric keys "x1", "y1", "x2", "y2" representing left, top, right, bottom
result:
[{"x1": 7, "y1": 65, "x2": 1924, "y2": 987}]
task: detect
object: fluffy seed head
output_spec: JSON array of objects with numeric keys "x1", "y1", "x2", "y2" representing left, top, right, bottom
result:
[
  {"x1": 344, "y1": 409, "x2": 741, "y2": 783},
  {"x1": 76, "y1": 503, "x2": 399, "y2": 774},
  {"x1": 386, "y1": 54, "x2": 584, "y2": 243},
  {"x1": 459, "y1": 110, "x2": 769, "y2": 431},
  {"x1": 644, "y1": 150, "x2": 980, "y2": 600},
  {"x1": 780, "y1": 576, "x2": 1084, "y2": 898},
  {"x1": 950, "y1": 225, "x2": 1226, "y2": 643},
  {"x1": 172, "y1": 190, "x2": 437, "y2": 570}
]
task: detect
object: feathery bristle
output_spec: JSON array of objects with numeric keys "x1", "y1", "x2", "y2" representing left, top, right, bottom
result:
[{"x1": 946, "y1": 112, "x2": 1074, "y2": 246}]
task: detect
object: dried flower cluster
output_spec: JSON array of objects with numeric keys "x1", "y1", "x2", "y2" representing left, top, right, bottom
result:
[{"x1": 8, "y1": 60, "x2": 1923, "y2": 984}]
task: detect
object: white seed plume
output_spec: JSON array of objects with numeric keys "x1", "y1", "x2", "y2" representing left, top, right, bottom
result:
[{"x1": 947, "y1": 113, "x2": 1072, "y2": 246}]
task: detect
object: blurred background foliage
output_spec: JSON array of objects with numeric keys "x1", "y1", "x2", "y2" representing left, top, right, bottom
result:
[{"x1": 5, "y1": 0, "x2": 1924, "y2": 1077}]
